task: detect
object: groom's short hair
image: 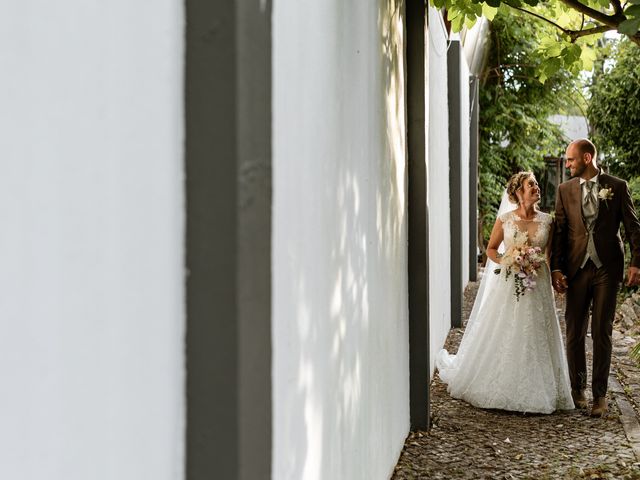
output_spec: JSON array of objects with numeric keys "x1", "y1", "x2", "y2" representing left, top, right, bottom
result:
[{"x1": 572, "y1": 138, "x2": 597, "y2": 163}]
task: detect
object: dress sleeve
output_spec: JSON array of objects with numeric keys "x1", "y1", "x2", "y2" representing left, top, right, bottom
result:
[{"x1": 498, "y1": 211, "x2": 511, "y2": 223}]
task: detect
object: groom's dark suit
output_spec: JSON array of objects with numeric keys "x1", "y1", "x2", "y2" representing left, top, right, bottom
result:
[{"x1": 552, "y1": 172, "x2": 640, "y2": 398}]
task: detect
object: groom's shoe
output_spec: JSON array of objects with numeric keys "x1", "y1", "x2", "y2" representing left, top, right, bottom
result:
[
  {"x1": 572, "y1": 390, "x2": 588, "y2": 410},
  {"x1": 590, "y1": 397, "x2": 608, "y2": 417}
]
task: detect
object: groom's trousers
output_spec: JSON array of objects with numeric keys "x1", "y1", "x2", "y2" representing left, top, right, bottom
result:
[{"x1": 565, "y1": 260, "x2": 620, "y2": 398}]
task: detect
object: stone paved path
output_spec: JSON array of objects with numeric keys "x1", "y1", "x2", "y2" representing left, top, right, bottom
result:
[{"x1": 392, "y1": 276, "x2": 640, "y2": 479}]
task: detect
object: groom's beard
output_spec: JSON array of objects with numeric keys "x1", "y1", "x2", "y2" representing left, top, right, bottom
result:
[{"x1": 569, "y1": 163, "x2": 586, "y2": 178}]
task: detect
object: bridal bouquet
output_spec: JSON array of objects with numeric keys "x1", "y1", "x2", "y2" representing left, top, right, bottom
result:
[{"x1": 494, "y1": 231, "x2": 546, "y2": 301}]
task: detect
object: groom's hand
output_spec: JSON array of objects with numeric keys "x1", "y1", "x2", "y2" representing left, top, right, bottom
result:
[
  {"x1": 627, "y1": 266, "x2": 640, "y2": 287},
  {"x1": 552, "y1": 271, "x2": 568, "y2": 293}
]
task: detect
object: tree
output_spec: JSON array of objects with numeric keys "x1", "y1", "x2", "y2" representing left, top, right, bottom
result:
[
  {"x1": 477, "y1": 10, "x2": 581, "y2": 242},
  {"x1": 432, "y1": 0, "x2": 640, "y2": 79},
  {"x1": 588, "y1": 39, "x2": 640, "y2": 178}
]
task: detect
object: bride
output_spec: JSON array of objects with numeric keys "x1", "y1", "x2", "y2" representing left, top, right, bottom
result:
[{"x1": 437, "y1": 171, "x2": 574, "y2": 413}]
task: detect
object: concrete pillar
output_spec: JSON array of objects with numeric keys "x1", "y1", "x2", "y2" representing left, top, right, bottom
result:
[
  {"x1": 469, "y1": 75, "x2": 479, "y2": 282},
  {"x1": 407, "y1": 0, "x2": 431, "y2": 431},
  {"x1": 185, "y1": 1, "x2": 272, "y2": 478},
  {"x1": 448, "y1": 40, "x2": 463, "y2": 328}
]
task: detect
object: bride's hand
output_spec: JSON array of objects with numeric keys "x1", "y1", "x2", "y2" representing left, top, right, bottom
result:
[{"x1": 552, "y1": 271, "x2": 567, "y2": 293}]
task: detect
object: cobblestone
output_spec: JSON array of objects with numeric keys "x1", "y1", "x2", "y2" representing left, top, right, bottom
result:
[{"x1": 392, "y1": 276, "x2": 640, "y2": 479}]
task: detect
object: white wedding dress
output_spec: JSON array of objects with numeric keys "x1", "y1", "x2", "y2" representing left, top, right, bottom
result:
[{"x1": 437, "y1": 210, "x2": 574, "y2": 414}]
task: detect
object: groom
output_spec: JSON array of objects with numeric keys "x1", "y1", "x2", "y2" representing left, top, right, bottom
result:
[{"x1": 552, "y1": 139, "x2": 640, "y2": 417}]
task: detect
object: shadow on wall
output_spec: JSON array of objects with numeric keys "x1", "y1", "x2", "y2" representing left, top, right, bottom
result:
[{"x1": 278, "y1": 1, "x2": 408, "y2": 478}]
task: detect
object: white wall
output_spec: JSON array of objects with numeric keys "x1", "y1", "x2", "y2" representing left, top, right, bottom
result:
[
  {"x1": 0, "y1": 3, "x2": 185, "y2": 479},
  {"x1": 426, "y1": 7, "x2": 451, "y2": 375},
  {"x1": 272, "y1": 1, "x2": 409, "y2": 479},
  {"x1": 461, "y1": 18, "x2": 490, "y2": 76}
]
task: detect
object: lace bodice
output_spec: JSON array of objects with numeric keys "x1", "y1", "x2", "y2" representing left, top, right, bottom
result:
[{"x1": 499, "y1": 210, "x2": 552, "y2": 251}]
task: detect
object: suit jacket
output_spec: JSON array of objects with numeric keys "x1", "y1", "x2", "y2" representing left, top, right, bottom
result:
[{"x1": 551, "y1": 172, "x2": 640, "y2": 282}]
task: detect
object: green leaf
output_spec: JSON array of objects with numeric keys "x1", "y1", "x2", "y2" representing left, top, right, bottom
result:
[
  {"x1": 618, "y1": 17, "x2": 640, "y2": 35},
  {"x1": 465, "y1": 14, "x2": 479, "y2": 28},
  {"x1": 451, "y1": 13, "x2": 465, "y2": 31},
  {"x1": 624, "y1": 4, "x2": 640, "y2": 17},
  {"x1": 485, "y1": 0, "x2": 502, "y2": 7},
  {"x1": 561, "y1": 43, "x2": 582, "y2": 65},
  {"x1": 447, "y1": 7, "x2": 462, "y2": 21},
  {"x1": 556, "y1": 12, "x2": 572, "y2": 28},
  {"x1": 580, "y1": 45, "x2": 597, "y2": 70},
  {"x1": 534, "y1": 56, "x2": 563, "y2": 84},
  {"x1": 482, "y1": 3, "x2": 499, "y2": 19},
  {"x1": 537, "y1": 70, "x2": 548, "y2": 84},
  {"x1": 432, "y1": 0, "x2": 446, "y2": 9},
  {"x1": 549, "y1": 44, "x2": 563, "y2": 57},
  {"x1": 546, "y1": 56, "x2": 562, "y2": 72},
  {"x1": 540, "y1": 38, "x2": 562, "y2": 57}
]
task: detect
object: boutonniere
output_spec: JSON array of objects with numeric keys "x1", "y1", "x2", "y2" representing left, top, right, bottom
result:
[{"x1": 598, "y1": 185, "x2": 614, "y2": 204}]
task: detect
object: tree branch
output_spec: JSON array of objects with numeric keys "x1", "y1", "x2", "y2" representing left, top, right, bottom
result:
[
  {"x1": 508, "y1": 4, "x2": 572, "y2": 34},
  {"x1": 567, "y1": 25, "x2": 614, "y2": 41},
  {"x1": 558, "y1": 0, "x2": 625, "y2": 28},
  {"x1": 509, "y1": 4, "x2": 615, "y2": 41},
  {"x1": 612, "y1": 0, "x2": 624, "y2": 16},
  {"x1": 507, "y1": 0, "x2": 640, "y2": 45}
]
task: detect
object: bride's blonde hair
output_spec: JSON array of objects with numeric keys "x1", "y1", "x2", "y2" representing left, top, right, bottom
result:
[{"x1": 506, "y1": 171, "x2": 535, "y2": 204}]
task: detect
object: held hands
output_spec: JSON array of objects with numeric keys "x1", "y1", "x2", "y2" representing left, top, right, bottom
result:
[
  {"x1": 552, "y1": 267, "x2": 639, "y2": 289},
  {"x1": 552, "y1": 271, "x2": 568, "y2": 294}
]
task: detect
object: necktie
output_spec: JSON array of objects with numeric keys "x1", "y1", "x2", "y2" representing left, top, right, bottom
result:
[{"x1": 583, "y1": 181, "x2": 597, "y2": 228}]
